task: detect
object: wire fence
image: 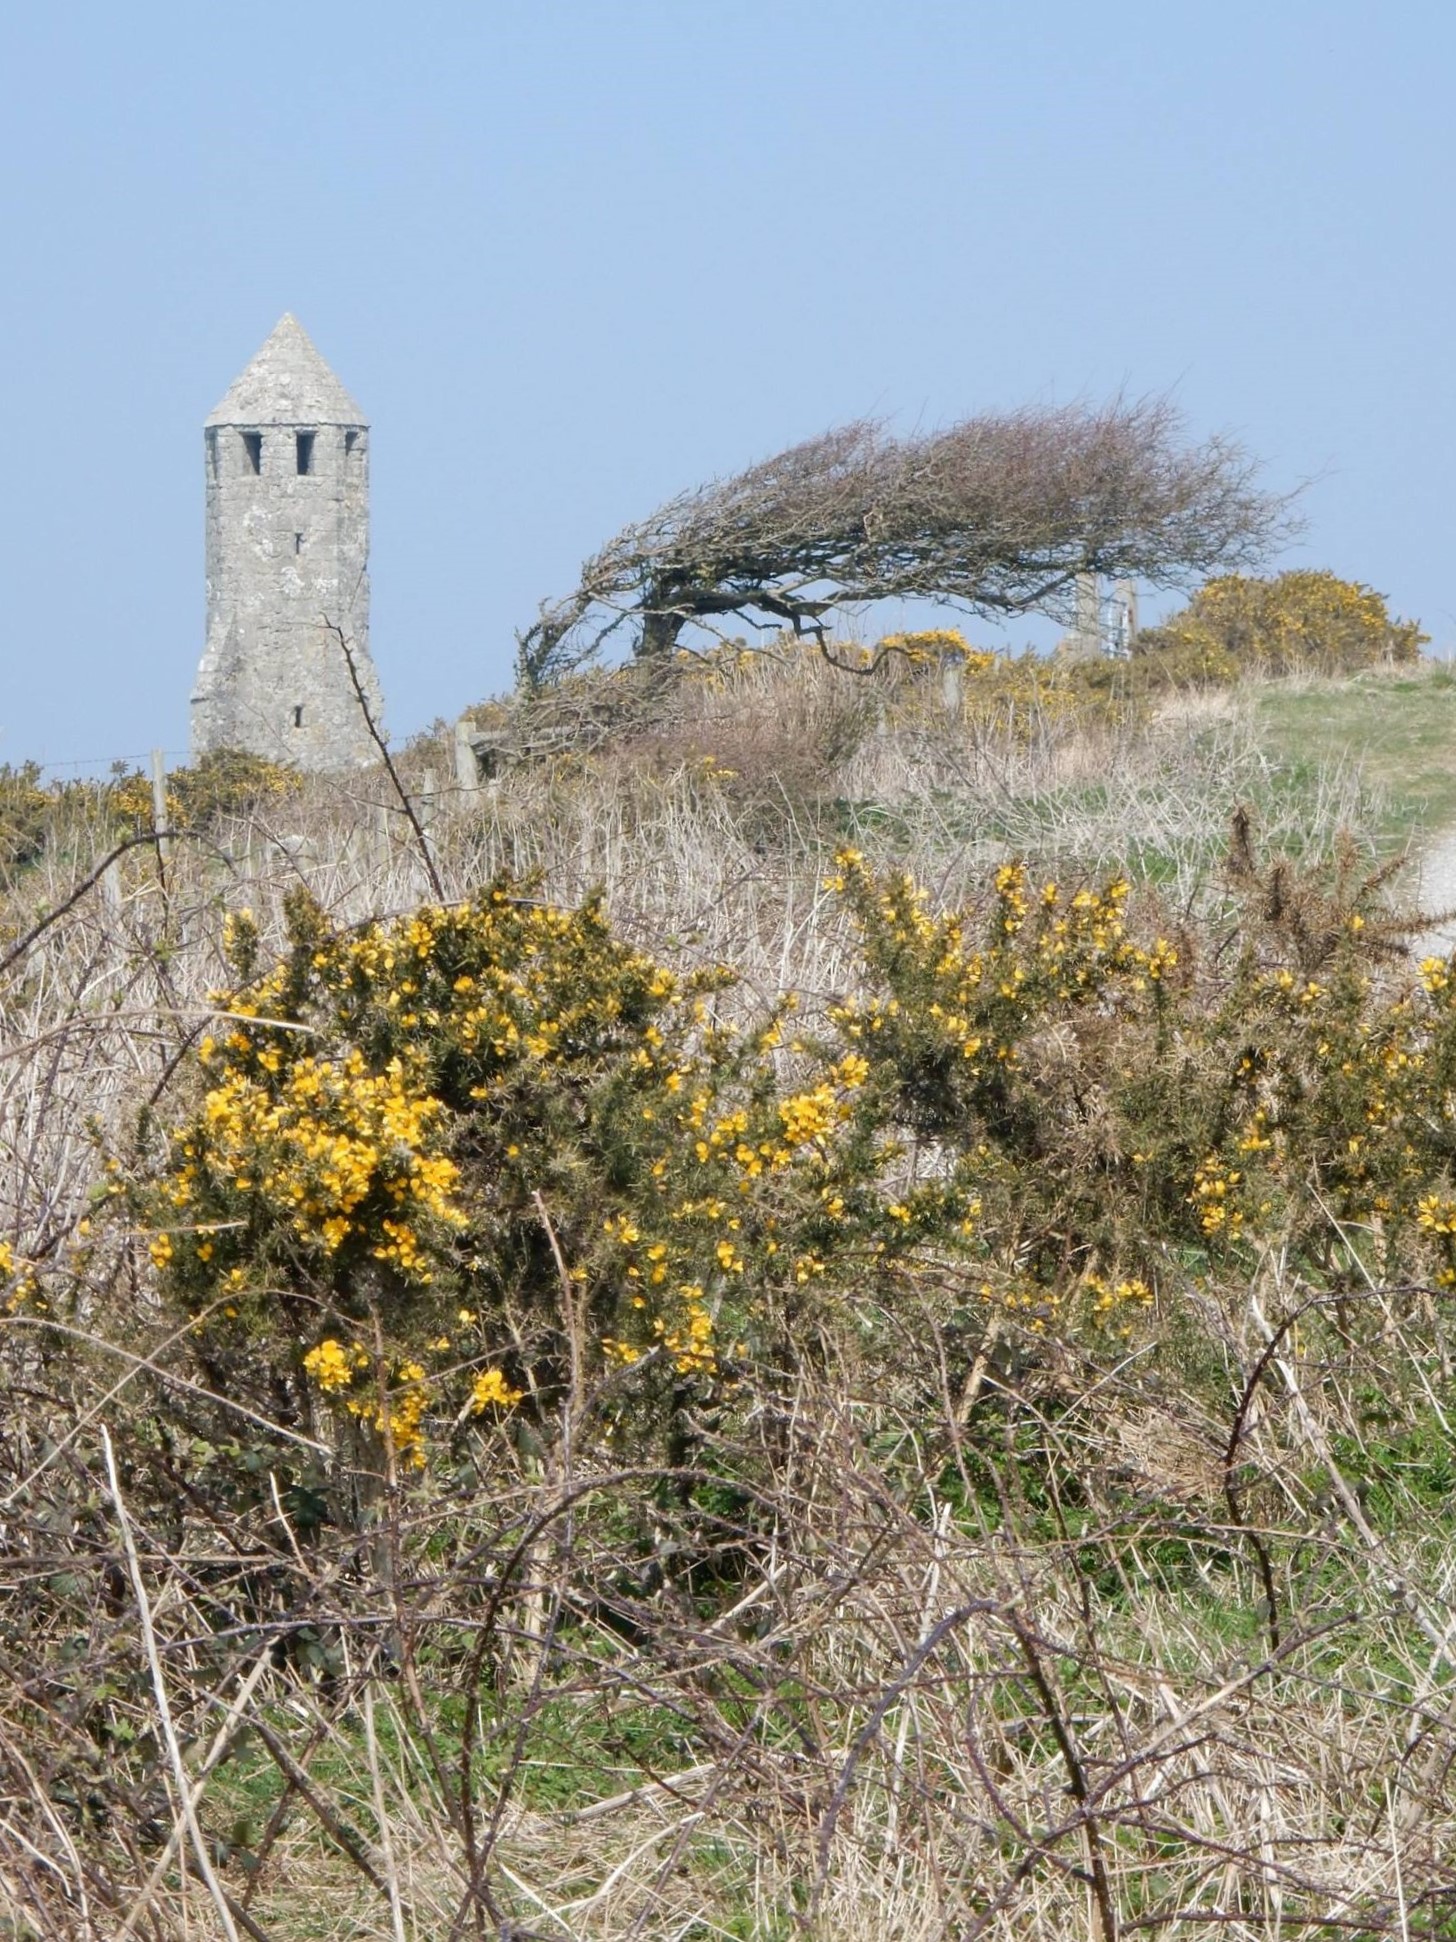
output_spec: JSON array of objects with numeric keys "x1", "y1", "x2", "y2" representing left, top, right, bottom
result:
[
  {"x1": 23, "y1": 723, "x2": 476, "y2": 789},
  {"x1": 21, "y1": 751, "x2": 191, "y2": 783}
]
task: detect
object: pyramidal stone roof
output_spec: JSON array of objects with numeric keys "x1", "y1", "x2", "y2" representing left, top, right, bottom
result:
[{"x1": 206, "y1": 314, "x2": 365, "y2": 427}]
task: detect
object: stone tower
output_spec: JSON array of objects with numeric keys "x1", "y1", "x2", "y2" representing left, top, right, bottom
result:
[{"x1": 191, "y1": 314, "x2": 384, "y2": 768}]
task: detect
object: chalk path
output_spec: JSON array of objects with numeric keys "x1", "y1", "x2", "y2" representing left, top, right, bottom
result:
[{"x1": 1411, "y1": 823, "x2": 1456, "y2": 956}]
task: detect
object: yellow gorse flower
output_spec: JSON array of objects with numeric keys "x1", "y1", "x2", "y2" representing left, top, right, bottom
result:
[
  {"x1": 470, "y1": 1367, "x2": 524, "y2": 1412},
  {"x1": 303, "y1": 1337, "x2": 368, "y2": 1394}
]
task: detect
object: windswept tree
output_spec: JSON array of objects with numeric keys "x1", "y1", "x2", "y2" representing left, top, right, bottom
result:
[{"x1": 517, "y1": 397, "x2": 1294, "y2": 687}]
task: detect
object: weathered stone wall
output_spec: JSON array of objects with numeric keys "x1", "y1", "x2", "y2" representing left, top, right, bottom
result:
[{"x1": 191, "y1": 319, "x2": 385, "y2": 770}]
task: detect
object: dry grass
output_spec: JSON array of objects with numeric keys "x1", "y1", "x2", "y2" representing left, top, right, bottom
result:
[{"x1": 7, "y1": 1293, "x2": 1452, "y2": 1941}]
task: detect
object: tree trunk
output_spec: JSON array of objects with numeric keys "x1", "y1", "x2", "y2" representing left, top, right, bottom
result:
[{"x1": 638, "y1": 603, "x2": 684, "y2": 659}]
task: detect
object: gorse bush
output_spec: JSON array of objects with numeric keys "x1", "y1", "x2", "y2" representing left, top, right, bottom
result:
[
  {"x1": 139, "y1": 875, "x2": 979, "y2": 1466},
  {"x1": 1136, "y1": 569, "x2": 1427, "y2": 680},
  {"x1": 840, "y1": 831, "x2": 1456, "y2": 1305},
  {"x1": 167, "y1": 746, "x2": 302, "y2": 826},
  {"x1": 134, "y1": 827, "x2": 1456, "y2": 1489},
  {"x1": 0, "y1": 763, "x2": 51, "y2": 873},
  {"x1": 0, "y1": 750, "x2": 302, "y2": 881}
]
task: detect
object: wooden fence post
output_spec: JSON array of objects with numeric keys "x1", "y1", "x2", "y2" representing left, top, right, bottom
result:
[
  {"x1": 453, "y1": 717, "x2": 479, "y2": 798},
  {"x1": 150, "y1": 750, "x2": 170, "y2": 864}
]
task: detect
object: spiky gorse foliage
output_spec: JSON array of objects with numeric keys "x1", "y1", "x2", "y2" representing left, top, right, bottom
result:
[
  {"x1": 828, "y1": 850, "x2": 1186, "y2": 1330},
  {"x1": 166, "y1": 747, "x2": 303, "y2": 825},
  {"x1": 0, "y1": 750, "x2": 303, "y2": 880},
  {"x1": 808, "y1": 850, "x2": 1456, "y2": 1321},
  {"x1": 141, "y1": 876, "x2": 980, "y2": 1464},
  {"x1": 0, "y1": 763, "x2": 52, "y2": 873},
  {"x1": 0, "y1": 1239, "x2": 39, "y2": 1313},
  {"x1": 836, "y1": 835, "x2": 1456, "y2": 1316},
  {"x1": 136, "y1": 840, "x2": 1456, "y2": 1475},
  {"x1": 1136, "y1": 569, "x2": 1427, "y2": 680}
]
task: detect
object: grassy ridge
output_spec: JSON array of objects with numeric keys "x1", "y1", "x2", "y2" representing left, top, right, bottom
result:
[{"x1": 1254, "y1": 662, "x2": 1456, "y2": 858}]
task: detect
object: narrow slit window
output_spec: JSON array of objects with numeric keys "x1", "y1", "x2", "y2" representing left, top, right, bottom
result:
[
  {"x1": 293, "y1": 706, "x2": 304, "y2": 729},
  {"x1": 242, "y1": 431, "x2": 262, "y2": 474},
  {"x1": 294, "y1": 532, "x2": 303, "y2": 554},
  {"x1": 344, "y1": 428, "x2": 358, "y2": 457},
  {"x1": 206, "y1": 429, "x2": 219, "y2": 480},
  {"x1": 295, "y1": 431, "x2": 315, "y2": 475}
]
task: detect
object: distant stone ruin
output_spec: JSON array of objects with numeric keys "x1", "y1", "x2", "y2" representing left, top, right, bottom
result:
[{"x1": 191, "y1": 314, "x2": 385, "y2": 769}]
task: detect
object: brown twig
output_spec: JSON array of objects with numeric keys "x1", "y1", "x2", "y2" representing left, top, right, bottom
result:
[{"x1": 326, "y1": 617, "x2": 445, "y2": 900}]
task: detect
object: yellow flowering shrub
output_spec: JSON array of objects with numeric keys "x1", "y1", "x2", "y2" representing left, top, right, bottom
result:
[
  {"x1": 877, "y1": 628, "x2": 998, "y2": 673},
  {"x1": 1135, "y1": 570, "x2": 1427, "y2": 680},
  {"x1": 298, "y1": 1341, "x2": 433, "y2": 1465},
  {"x1": 0, "y1": 752, "x2": 303, "y2": 883},
  {"x1": 142, "y1": 874, "x2": 974, "y2": 1463},
  {"x1": 166, "y1": 748, "x2": 301, "y2": 826},
  {"x1": 469, "y1": 1367, "x2": 525, "y2": 1412},
  {"x1": 0, "y1": 1238, "x2": 38, "y2": 1313},
  {"x1": 302, "y1": 1337, "x2": 368, "y2": 1393},
  {"x1": 0, "y1": 763, "x2": 52, "y2": 873},
  {"x1": 138, "y1": 826, "x2": 1456, "y2": 1478},
  {"x1": 819, "y1": 831, "x2": 1456, "y2": 1341}
]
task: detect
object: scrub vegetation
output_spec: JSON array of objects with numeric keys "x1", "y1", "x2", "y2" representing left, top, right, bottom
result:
[{"x1": 4, "y1": 579, "x2": 1456, "y2": 1940}]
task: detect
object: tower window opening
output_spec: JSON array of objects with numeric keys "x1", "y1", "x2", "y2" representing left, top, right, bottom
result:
[
  {"x1": 293, "y1": 706, "x2": 304, "y2": 728},
  {"x1": 295, "y1": 431, "x2": 315, "y2": 475},
  {"x1": 294, "y1": 532, "x2": 303, "y2": 553},
  {"x1": 344, "y1": 428, "x2": 358, "y2": 457},
  {"x1": 206, "y1": 429, "x2": 219, "y2": 480},
  {"x1": 241, "y1": 431, "x2": 262, "y2": 474}
]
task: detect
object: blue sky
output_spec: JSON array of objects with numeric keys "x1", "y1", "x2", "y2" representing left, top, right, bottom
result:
[{"x1": 1, "y1": 1, "x2": 1451, "y2": 769}]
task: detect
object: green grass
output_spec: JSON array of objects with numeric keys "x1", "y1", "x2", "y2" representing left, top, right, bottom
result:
[{"x1": 1253, "y1": 662, "x2": 1456, "y2": 857}]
